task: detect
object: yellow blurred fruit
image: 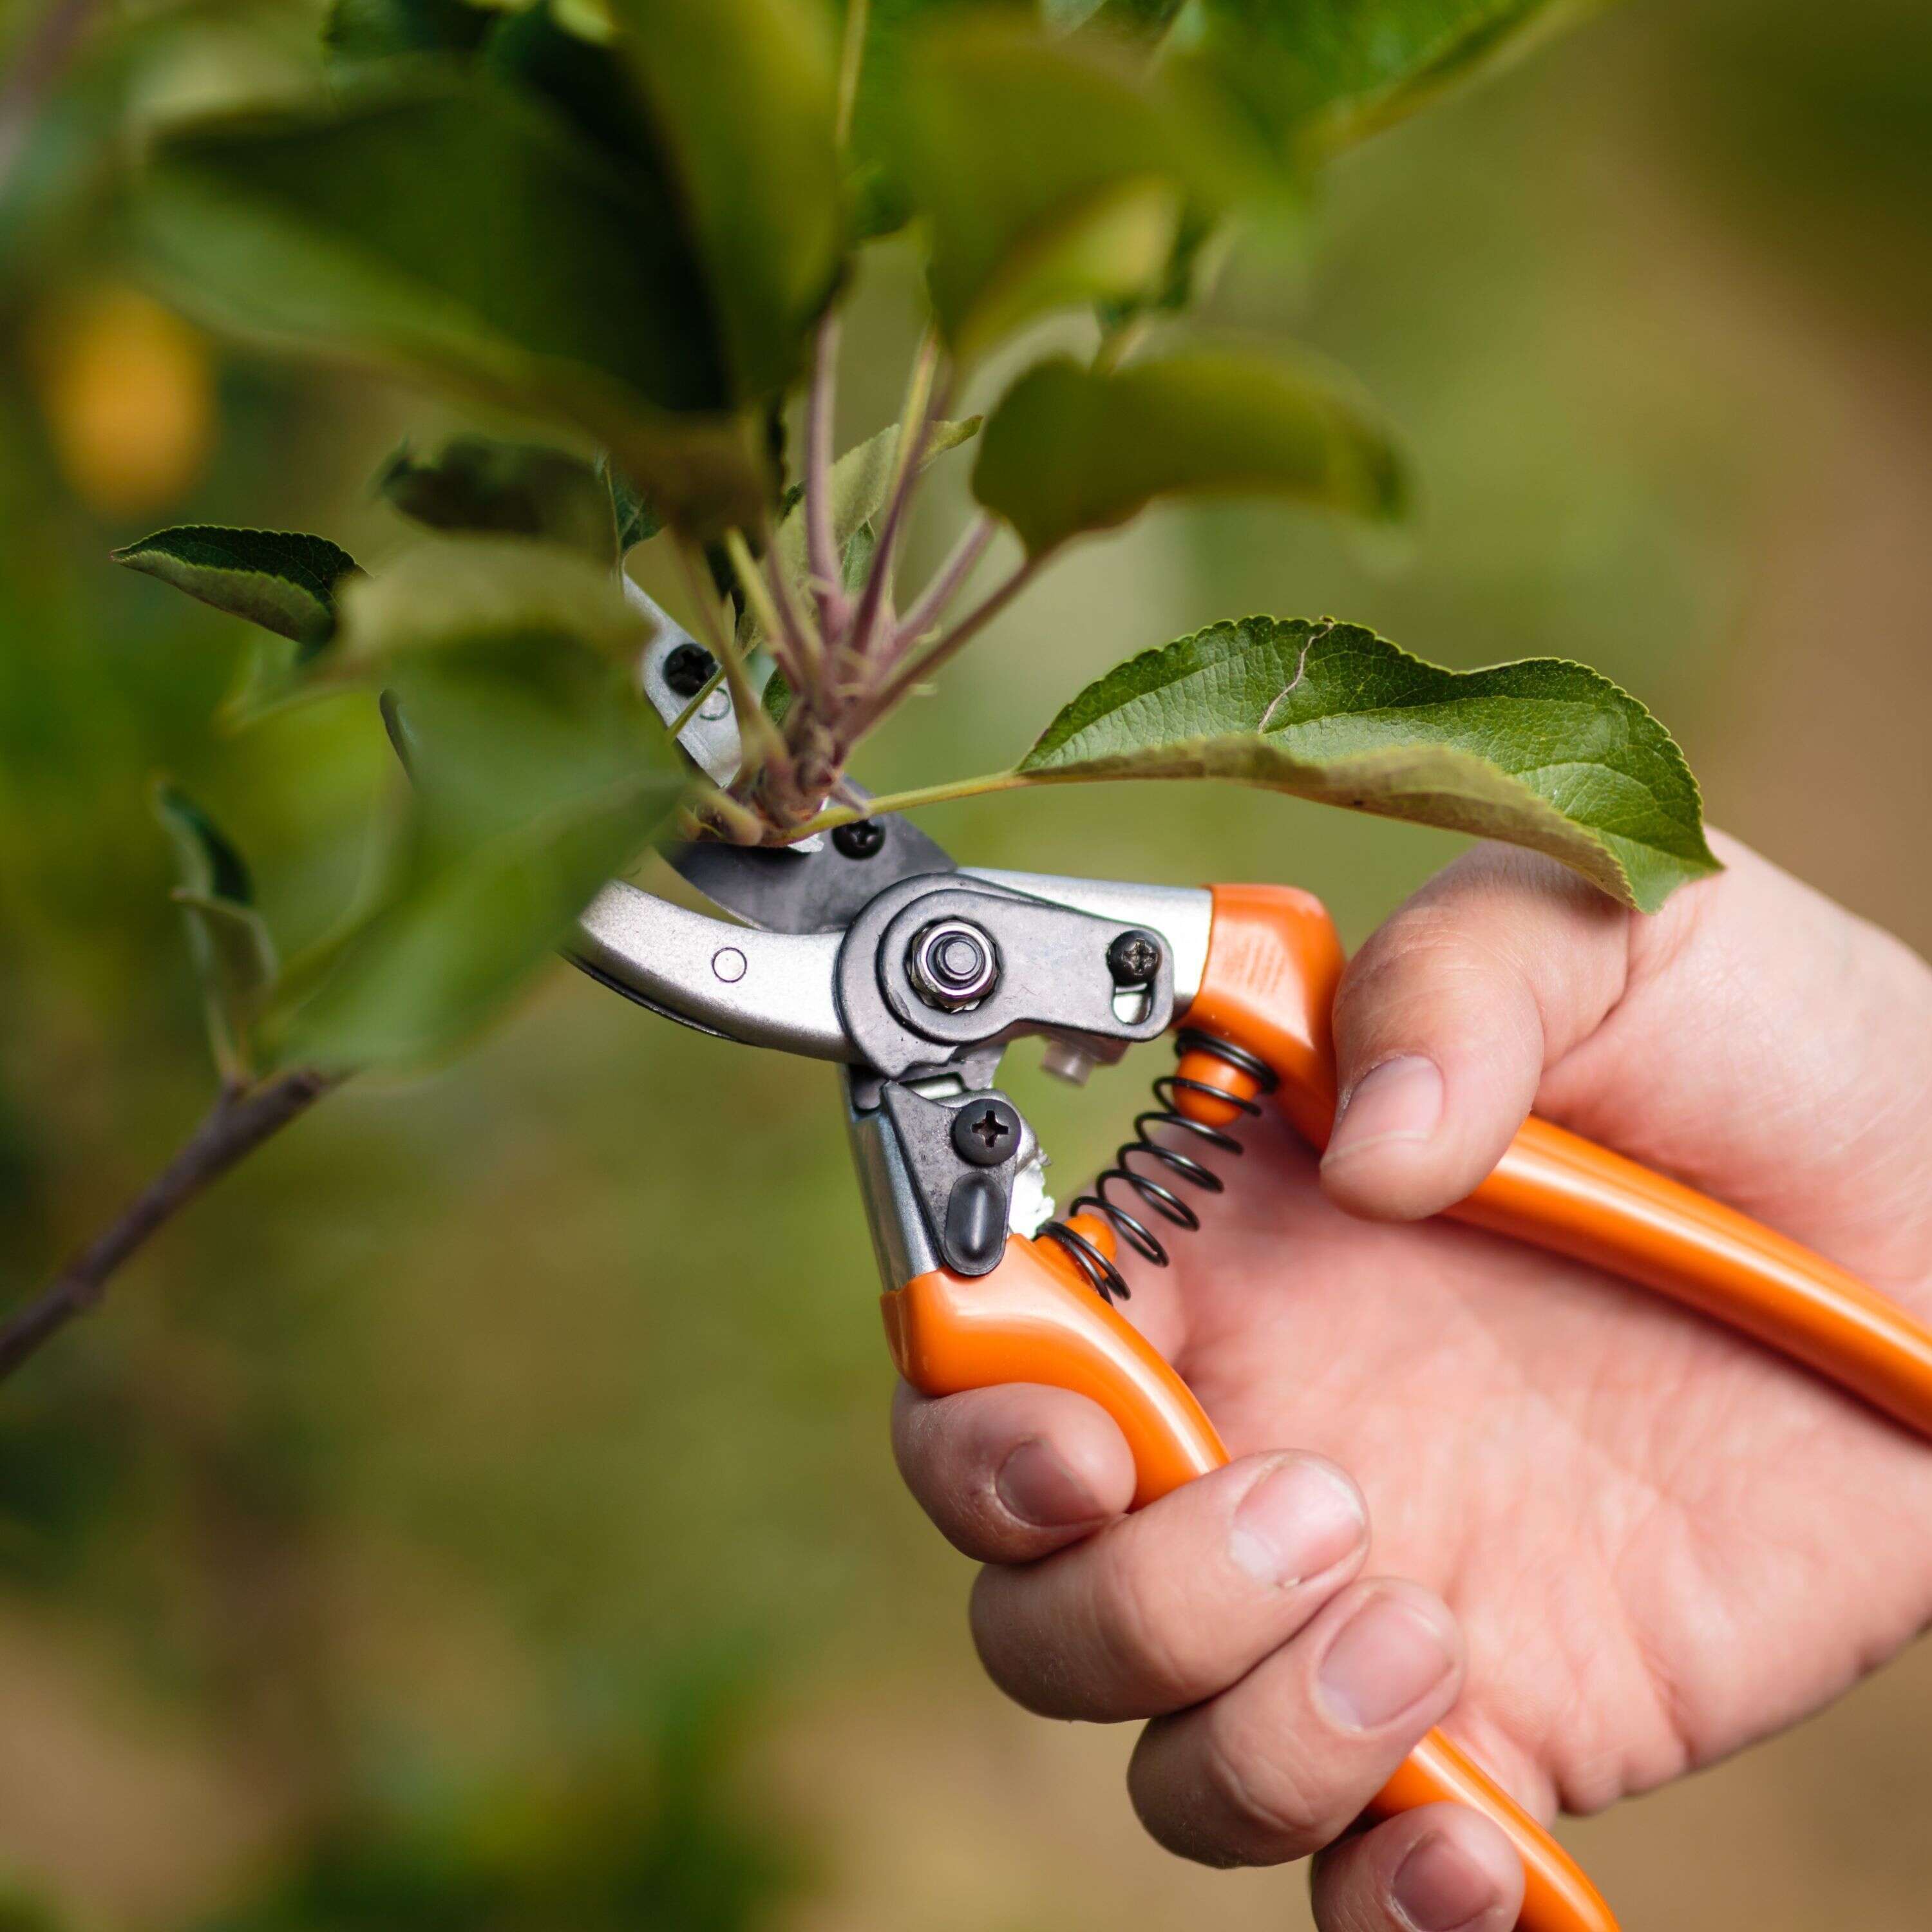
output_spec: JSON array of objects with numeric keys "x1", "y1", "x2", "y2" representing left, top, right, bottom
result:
[{"x1": 32, "y1": 285, "x2": 215, "y2": 517}]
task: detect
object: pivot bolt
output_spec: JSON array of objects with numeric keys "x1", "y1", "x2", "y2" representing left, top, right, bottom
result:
[
  {"x1": 832, "y1": 819, "x2": 886, "y2": 859},
  {"x1": 951, "y1": 1096, "x2": 1022, "y2": 1167},
  {"x1": 907, "y1": 918, "x2": 1000, "y2": 1012},
  {"x1": 1107, "y1": 929, "x2": 1163, "y2": 987},
  {"x1": 661, "y1": 641, "x2": 717, "y2": 697}
]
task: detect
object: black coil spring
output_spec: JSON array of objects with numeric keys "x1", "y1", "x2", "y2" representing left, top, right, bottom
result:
[{"x1": 1039, "y1": 1028, "x2": 1279, "y2": 1304}]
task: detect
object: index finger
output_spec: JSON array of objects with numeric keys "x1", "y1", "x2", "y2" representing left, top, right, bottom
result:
[{"x1": 891, "y1": 1378, "x2": 1137, "y2": 1564}]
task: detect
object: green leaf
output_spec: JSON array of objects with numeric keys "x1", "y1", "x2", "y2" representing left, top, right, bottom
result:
[
  {"x1": 482, "y1": 0, "x2": 841, "y2": 405},
  {"x1": 741, "y1": 417, "x2": 978, "y2": 645},
  {"x1": 323, "y1": 0, "x2": 494, "y2": 66},
  {"x1": 603, "y1": 460, "x2": 664, "y2": 552},
  {"x1": 973, "y1": 349, "x2": 1405, "y2": 558},
  {"x1": 1191, "y1": 0, "x2": 1601, "y2": 158},
  {"x1": 1018, "y1": 616, "x2": 1719, "y2": 911},
  {"x1": 333, "y1": 536, "x2": 656, "y2": 674},
  {"x1": 889, "y1": 16, "x2": 1255, "y2": 359},
  {"x1": 379, "y1": 436, "x2": 620, "y2": 562},
  {"x1": 135, "y1": 74, "x2": 769, "y2": 533},
  {"x1": 113, "y1": 526, "x2": 360, "y2": 647},
  {"x1": 152, "y1": 782, "x2": 281, "y2": 1082},
  {"x1": 849, "y1": 0, "x2": 1196, "y2": 238},
  {"x1": 600, "y1": 0, "x2": 844, "y2": 402},
  {"x1": 270, "y1": 636, "x2": 683, "y2": 1071}
]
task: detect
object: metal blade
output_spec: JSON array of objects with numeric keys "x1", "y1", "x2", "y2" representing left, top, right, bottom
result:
[
  {"x1": 669, "y1": 817, "x2": 956, "y2": 934},
  {"x1": 626, "y1": 580, "x2": 955, "y2": 933}
]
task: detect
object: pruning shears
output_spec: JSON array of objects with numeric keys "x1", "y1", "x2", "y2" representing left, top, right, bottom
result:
[{"x1": 576, "y1": 594, "x2": 1932, "y2": 1932}]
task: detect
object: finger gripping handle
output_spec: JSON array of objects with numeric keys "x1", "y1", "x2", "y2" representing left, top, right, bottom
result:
[
  {"x1": 885, "y1": 1231, "x2": 1615, "y2": 1932},
  {"x1": 1186, "y1": 883, "x2": 1932, "y2": 1442},
  {"x1": 884, "y1": 1234, "x2": 1227, "y2": 1508}
]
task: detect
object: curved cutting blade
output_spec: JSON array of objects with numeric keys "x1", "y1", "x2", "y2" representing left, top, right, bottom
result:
[{"x1": 668, "y1": 817, "x2": 956, "y2": 934}]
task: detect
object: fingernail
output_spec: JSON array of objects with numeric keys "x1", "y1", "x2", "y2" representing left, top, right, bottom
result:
[
  {"x1": 1316, "y1": 1593, "x2": 1456, "y2": 1730},
  {"x1": 996, "y1": 1439, "x2": 1103, "y2": 1528},
  {"x1": 1228, "y1": 1457, "x2": 1365, "y2": 1586},
  {"x1": 1326, "y1": 1056, "x2": 1443, "y2": 1165},
  {"x1": 1392, "y1": 1830, "x2": 1501, "y2": 1932}
]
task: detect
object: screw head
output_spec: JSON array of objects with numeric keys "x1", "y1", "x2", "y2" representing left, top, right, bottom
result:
[
  {"x1": 951, "y1": 1096, "x2": 1022, "y2": 1168},
  {"x1": 907, "y1": 918, "x2": 1000, "y2": 1012},
  {"x1": 1107, "y1": 929, "x2": 1163, "y2": 987},
  {"x1": 832, "y1": 818, "x2": 886, "y2": 859},
  {"x1": 661, "y1": 641, "x2": 717, "y2": 698}
]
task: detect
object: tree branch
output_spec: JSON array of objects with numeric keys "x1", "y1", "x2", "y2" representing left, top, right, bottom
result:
[
  {"x1": 835, "y1": 0, "x2": 869, "y2": 150},
  {"x1": 0, "y1": 1066, "x2": 341, "y2": 1383}
]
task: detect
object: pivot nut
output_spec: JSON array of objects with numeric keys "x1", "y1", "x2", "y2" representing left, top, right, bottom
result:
[{"x1": 907, "y1": 918, "x2": 1000, "y2": 1012}]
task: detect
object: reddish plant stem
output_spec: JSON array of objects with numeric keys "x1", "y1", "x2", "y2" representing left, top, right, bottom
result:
[
  {"x1": 758, "y1": 523, "x2": 821, "y2": 680},
  {"x1": 860, "y1": 553, "x2": 1043, "y2": 728},
  {"x1": 803, "y1": 312, "x2": 845, "y2": 630},
  {"x1": 845, "y1": 337, "x2": 943, "y2": 675},
  {"x1": 891, "y1": 511, "x2": 996, "y2": 662},
  {"x1": 0, "y1": 1068, "x2": 341, "y2": 1383}
]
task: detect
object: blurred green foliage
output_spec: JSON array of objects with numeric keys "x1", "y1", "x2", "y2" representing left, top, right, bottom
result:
[
  {"x1": 195, "y1": 1657, "x2": 802, "y2": 1932},
  {"x1": 1, "y1": 0, "x2": 1931, "y2": 1927}
]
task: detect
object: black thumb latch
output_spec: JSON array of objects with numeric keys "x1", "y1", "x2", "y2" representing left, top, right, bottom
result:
[{"x1": 945, "y1": 1171, "x2": 1006, "y2": 1273}]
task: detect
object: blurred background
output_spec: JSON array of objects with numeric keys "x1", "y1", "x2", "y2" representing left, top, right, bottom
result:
[{"x1": 2, "y1": 0, "x2": 1930, "y2": 1925}]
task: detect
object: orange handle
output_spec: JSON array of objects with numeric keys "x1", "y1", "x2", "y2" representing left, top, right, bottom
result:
[
  {"x1": 884, "y1": 880, "x2": 1932, "y2": 1932},
  {"x1": 1184, "y1": 884, "x2": 1932, "y2": 1442},
  {"x1": 883, "y1": 1231, "x2": 1616, "y2": 1932}
]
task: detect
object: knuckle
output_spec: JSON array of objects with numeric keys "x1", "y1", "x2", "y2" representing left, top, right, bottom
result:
[
  {"x1": 1336, "y1": 905, "x2": 1540, "y2": 1061},
  {"x1": 1088, "y1": 1533, "x2": 1202, "y2": 1707},
  {"x1": 1198, "y1": 1702, "x2": 1334, "y2": 1859}
]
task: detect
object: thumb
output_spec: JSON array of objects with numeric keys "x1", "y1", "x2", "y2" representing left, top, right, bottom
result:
[{"x1": 1319, "y1": 846, "x2": 1635, "y2": 1222}]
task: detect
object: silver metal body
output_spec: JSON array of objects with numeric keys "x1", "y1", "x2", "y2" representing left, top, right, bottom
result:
[
  {"x1": 844, "y1": 1073, "x2": 941, "y2": 1285},
  {"x1": 567, "y1": 632, "x2": 1216, "y2": 1286},
  {"x1": 844, "y1": 1070, "x2": 1054, "y2": 1290},
  {"x1": 965, "y1": 870, "x2": 1213, "y2": 1010},
  {"x1": 573, "y1": 880, "x2": 851, "y2": 1059}
]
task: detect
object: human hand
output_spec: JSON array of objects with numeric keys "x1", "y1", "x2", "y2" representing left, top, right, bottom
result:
[{"x1": 893, "y1": 831, "x2": 1932, "y2": 1930}]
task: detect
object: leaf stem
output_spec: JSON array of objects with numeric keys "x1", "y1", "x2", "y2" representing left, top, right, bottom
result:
[
  {"x1": 847, "y1": 330, "x2": 942, "y2": 668},
  {"x1": 0, "y1": 1067, "x2": 341, "y2": 1383},
  {"x1": 1093, "y1": 314, "x2": 1150, "y2": 376},
  {"x1": 667, "y1": 663, "x2": 727, "y2": 741},
  {"x1": 803, "y1": 312, "x2": 844, "y2": 629},
  {"x1": 723, "y1": 529, "x2": 799, "y2": 683},
  {"x1": 674, "y1": 538, "x2": 789, "y2": 776},
  {"x1": 790, "y1": 766, "x2": 1040, "y2": 837},
  {"x1": 891, "y1": 511, "x2": 996, "y2": 658},
  {"x1": 834, "y1": 0, "x2": 869, "y2": 151},
  {"x1": 755, "y1": 516, "x2": 823, "y2": 677},
  {"x1": 864, "y1": 550, "x2": 1043, "y2": 726}
]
